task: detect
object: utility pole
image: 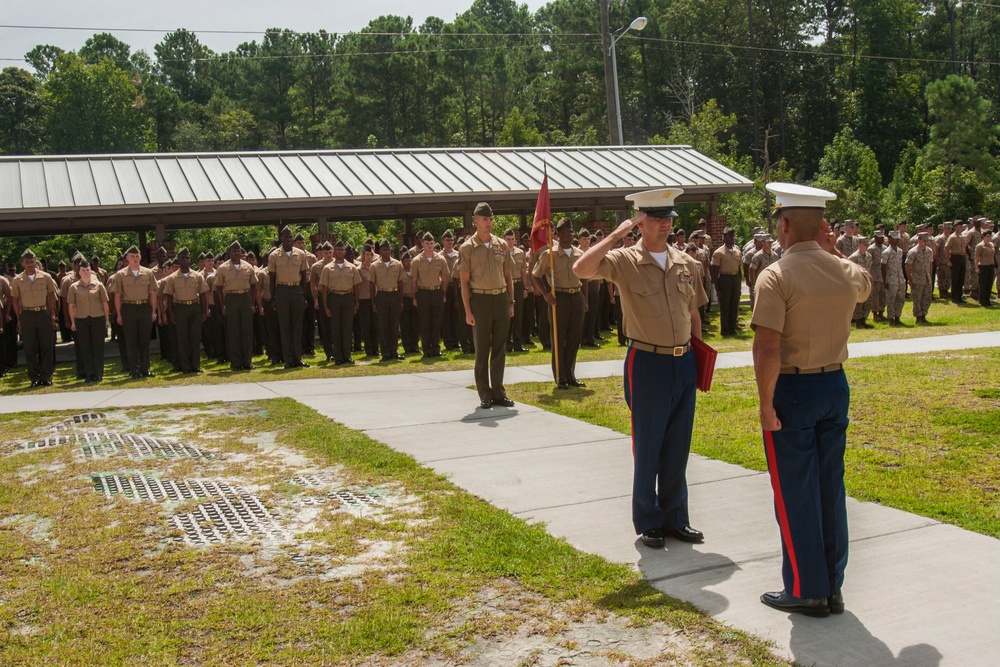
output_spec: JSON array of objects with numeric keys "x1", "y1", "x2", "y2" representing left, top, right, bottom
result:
[
  {"x1": 600, "y1": 0, "x2": 621, "y2": 145},
  {"x1": 747, "y1": 0, "x2": 760, "y2": 168}
]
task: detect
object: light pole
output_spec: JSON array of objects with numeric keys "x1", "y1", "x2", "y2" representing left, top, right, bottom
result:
[{"x1": 602, "y1": 13, "x2": 647, "y2": 145}]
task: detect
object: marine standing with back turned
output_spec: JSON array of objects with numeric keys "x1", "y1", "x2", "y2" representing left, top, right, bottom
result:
[{"x1": 752, "y1": 183, "x2": 871, "y2": 618}]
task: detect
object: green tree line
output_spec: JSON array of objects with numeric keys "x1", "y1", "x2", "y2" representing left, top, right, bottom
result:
[{"x1": 1, "y1": 0, "x2": 998, "y2": 255}]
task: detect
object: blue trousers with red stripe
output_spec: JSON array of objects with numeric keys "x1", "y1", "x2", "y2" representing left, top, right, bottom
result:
[
  {"x1": 624, "y1": 346, "x2": 697, "y2": 534},
  {"x1": 764, "y1": 369, "x2": 850, "y2": 599}
]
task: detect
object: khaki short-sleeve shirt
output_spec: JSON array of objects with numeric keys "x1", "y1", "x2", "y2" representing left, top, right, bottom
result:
[
  {"x1": 508, "y1": 246, "x2": 527, "y2": 282},
  {"x1": 411, "y1": 253, "x2": 450, "y2": 289},
  {"x1": 711, "y1": 245, "x2": 743, "y2": 274},
  {"x1": 114, "y1": 267, "x2": 156, "y2": 302},
  {"x1": 310, "y1": 258, "x2": 329, "y2": 286},
  {"x1": 356, "y1": 265, "x2": 374, "y2": 299},
  {"x1": 320, "y1": 263, "x2": 362, "y2": 292},
  {"x1": 458, "y1": 235, "x2": 513, "y2": 291},
  {"x1": 975, "y1": 241, "x2": 996, "y2": 267},
  {"x1": 67, "y1": 280, "x2": 109, "y2": 319},
  {"x1": 268, "y1": 247, "x2": 309, "y2": 285},
  {"x1": 12, "y1": 271, "x2": 58, "y2": 308},
  {"x1": 213, "y1": 261, "x2": 257, "y2": 292},
  {"x1": 372, "y1": 259, "x2": 405, "y2": 290},
  {"x1": 593, "y1": 240, "x2": 708, "y2": 347},
  {"x1": 751, "y1": 241, "x2": 871, "y2": 370},
  {"x1": 164, "y1": 270, "x2": 209, "y2": 301},
  {"x1": 945, "y1": 233, "x2": 966, "y2": 256},
  {"x1": 531, "y1": 244, "x2": 584, "y2": 289},
  {"x1": 60, "y1": 273, "x2": 79, "y2": 300},
  {"x1": 257, "y1": 267, "x2": 272, "y2": 299}
]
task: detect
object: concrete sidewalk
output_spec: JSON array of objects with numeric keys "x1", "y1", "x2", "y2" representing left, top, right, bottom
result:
[{"x1": 4, "y1": 331, "x2": 999, "y2": 666}]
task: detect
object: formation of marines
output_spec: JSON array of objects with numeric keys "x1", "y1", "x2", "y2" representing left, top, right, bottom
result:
[{"x1": 1, "y1": 214, "x2": 995, "y2": 388}]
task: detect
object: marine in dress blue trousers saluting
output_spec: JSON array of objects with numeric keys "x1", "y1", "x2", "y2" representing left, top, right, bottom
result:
[
  {"x1": 752, "y1": 183, "x2": 872, "y2": 618},
  {"x1": 573, "y1": 188, "x2": 709, "y2": 549}
]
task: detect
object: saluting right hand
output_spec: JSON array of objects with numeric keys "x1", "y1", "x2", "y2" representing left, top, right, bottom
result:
[{"x1": 613, "y1": 213, "x2": 644, "y2": 237}]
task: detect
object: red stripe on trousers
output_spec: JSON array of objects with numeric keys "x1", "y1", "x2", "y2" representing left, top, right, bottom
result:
[
  {"x1": 627, "y1": 346, "x2": 636, "y2": 459},
  {"x1": 764, "y1": 429, "x2": 801, "y2": 598}
]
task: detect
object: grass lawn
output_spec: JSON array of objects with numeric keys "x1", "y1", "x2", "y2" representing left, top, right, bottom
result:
[
  {"x1": 0, "y1": 400, "x2": 786, "y2": 666},
  {"x1": 506, "y1": 348, "x2": 1000, "y2": 539},
  {"x1": 1, "y1": 295, "x2": 994, "y2": 396}
]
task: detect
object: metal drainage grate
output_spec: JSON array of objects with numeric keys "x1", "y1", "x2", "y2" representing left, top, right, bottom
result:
[
  {"x1": 19, "y1": 435, "x2": 71, "y2": 451},
  {"x1": 167, "y1": 494, "x2": 287, "y2": 545},
  {"x1": 297, "y1": 488, "x2": 386, "y2": 508},
  {"x1": 91, "y1": 473, "x2": 239, "y2": 502},
  {"x1": 71, "y1": 412, "x2": 106, "y2": 424},
  {"x1": 80, "y1": 432, "x2": 214, "y2": 460},
  {"x1": 287, "y1": 473, "x2": 339, "y2": 488}
]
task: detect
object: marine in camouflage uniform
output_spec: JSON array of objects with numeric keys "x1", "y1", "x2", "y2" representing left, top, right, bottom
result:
[
  {"x1": 906, "y1": 233, "x2": 934, "y2": 323},
  {"x1": 849, "y1": 237, "x2": 874, "y2": 327},
  {"x1": 881, "y1": 232, "x2": 905, "y2": 326},
  {"x1": 868, "y1": 232, "x2": 887, "y2": 321},
  {"x1": 934, "y1": 222, "x2": 953, "y2": 299}
]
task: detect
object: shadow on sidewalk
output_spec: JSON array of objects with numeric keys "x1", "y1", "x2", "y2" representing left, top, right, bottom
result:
[
  {"x1": 635, "y1": 542, "x2": 737, "y2": 615},
  {"x1": 790, "y1": 612, "x2": 941, "y2": 667}
]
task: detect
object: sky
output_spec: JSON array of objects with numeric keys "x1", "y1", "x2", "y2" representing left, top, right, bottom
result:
[{"x1": 1, "y1": 0, "x2": 550, "y2": 69}]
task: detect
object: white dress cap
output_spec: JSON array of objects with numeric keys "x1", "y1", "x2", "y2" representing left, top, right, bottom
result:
[
  {"x1": 766, "y1": 182, "x2": 836, "y2": 216},
  {"x1": 625, "y1": 188, "x2": 685, "y2": 218}
]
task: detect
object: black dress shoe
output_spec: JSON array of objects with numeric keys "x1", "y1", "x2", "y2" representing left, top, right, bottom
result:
[
  {"x1": 144, "y1": 372, "x2": 155, "y2": 378},
  {"x1": 829, "y1": 590, "x2": 844, "y2": 614},
  {"x1": 665, "y1": 526, "x2": 704, "y2": 543},
  {"x1": 556, "y1": 382, "x2": 570, "y2": 390},
  {"x1": 297, "y1": 361, "x2": 309, "y2": 367},
  {"x1": 568, "y1": 380, "x2": 586, "y2": 388},
  {"x1": 761, "y1": 590, "x2": 830, "y2": 618},
  {"x1": 42, "y1": 380, "x2": 53, "y2": 386},
  {"x1": 494, "y1": 397, "x2": 515, "y2": 408},
  {"x1": 284, "y1": 362, "x2": 296, "y2": 369},
  {"x1": 641, "y1": 529, "x2": 665, "y2": 549},
  {"x1": 479, "y1": 399, "x2": 492, "y2": 409}
]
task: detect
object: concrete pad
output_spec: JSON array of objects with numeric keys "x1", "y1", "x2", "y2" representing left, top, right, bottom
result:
[
  {"x1": 90, "y1": 383, "x2": 278, "y2": 408},
  {"x1": 295, "y1": 386, "x2": 541, "y2": 431},
  {"x1": 651, "y1": 521, "x2": 997, "y2": 667},
  {"x1": 369, "y1": 410, "x2": 627, "y2": 462},
  {"x1": 429, "y1": 438, "x2": 635, "y2": 514},
  {"x1": 0, "y1": 389, "x2": 127, "y2": 414},
  {"x1": 261, "y1": 373, "x2": 443, "y2": 397}
]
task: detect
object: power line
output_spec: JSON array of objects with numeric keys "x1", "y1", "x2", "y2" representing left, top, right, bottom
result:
[{"x1": 0, "y1": 23, "x2": 595, "y2": 38}]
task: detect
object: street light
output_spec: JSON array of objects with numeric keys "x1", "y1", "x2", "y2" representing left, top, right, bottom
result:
[{"x1": 608, "y1": 16, "x2": 647, "y2": 145}]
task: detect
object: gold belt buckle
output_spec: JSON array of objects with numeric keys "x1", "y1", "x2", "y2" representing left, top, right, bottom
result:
[{"x1": 673, "y1": 346, "x2": 684, "y2": 357}]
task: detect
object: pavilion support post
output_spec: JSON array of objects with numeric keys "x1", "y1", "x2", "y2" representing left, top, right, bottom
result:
[
  {"x1": 137, "y1": 229, "x2": 148, "y2": 264},
  {"x1": 154, "y1": 224, "x2": 165, "y2": 245},
  {"x1": 317, "y1": 217, "x2": 328, "y2": 236}
]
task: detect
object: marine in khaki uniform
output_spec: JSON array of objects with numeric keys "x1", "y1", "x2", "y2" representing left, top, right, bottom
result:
[
  {"x1": 531, "y1": 217, "x2": 588, "y2": 388},
  {"x1": 257, "y1": 253, "x2": 280, "y2": 363},
  {"x1": 848, "y1": 237, "x2": 874, "y2": 327},
  {"x1": 293, "y1": 233, "x2": 318, "y2": 355},
  {"x1": 311, "y1": 242, "x2": 335, "y2": 361},
  {"x1": 320, "y1": 241, "x2": 362, "y2": 365},
  {"x1": 905, "y1": 233, "x2": 934, "y2": 323},
  {"x1": 214, "y1": 242, "x2": 261, "y2": 371},
  {"x1": 67, "y1": 260, "x2": 110, "y2": 382},
  {"x1": 399, "y1": 252, "x2": 420, "y2": 354},
  {"x1": 410, "y1": 232, "x2": 450, "y2": 357},
  {"x1": 945, "y1": 222, "x2": 968, "y2": 304},
  {"x1": 355, "y1": 246, "x2": 378, "y2": 357},
  {"x1": 881, "y1": 232, "x2": 905, "y2": 325},
  {"x1": 711, "y1": 229, "x2": 743, "y2": 336},
  {"x1": 163, "y1": 248, "x2": 209, "y2": 373},
  {"x1": 372, "y1": 240, "x2": 406, "y2": 361},
  {"x1": 504, "y1": 228, "x2": 530, "y2": 352},
  {"x1": 0, "y1": 272, "x2": 11, "y2": 378},
  {"x1": 11, "y1": 249, "x2": 59, "y2": 386},
  {"x1": 440, "y1": 231, "x2": 461, "y2": 350},
  {"x1": 973, "y1": 230, "x2": 995, "y2": 307},
  {"x1": 114, "y1": 246, "x2": 158, "y2": 379},
  {"x1": 269, "y1": 228, "x2": 311, "y2": 368},
  {"x1": 460, "y1": 202, "x2": 516, "y2": 408},
  {"x1": 572, "y1": 188, "x2": 708, "y2": 550},
  {"x1": 753, "y1": 183, "x2": 871, "y2": 618}
]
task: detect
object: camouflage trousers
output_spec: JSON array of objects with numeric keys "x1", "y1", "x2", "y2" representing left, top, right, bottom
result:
[
  {"x1": 886, "y1": 281, "x2": 905, "y2": 319},
  {"x1": 936, "y1": 263, "x2": 951, "y2": 297},
  {"x1": 965, "y1": 257, "x2": 979, "y2": 297},
  {"x1": 911, "y1": 282, "x2": 932, "y2": 318},
  {"x1": 871, "y1": 281, "x2": 886, "y2": 316}
]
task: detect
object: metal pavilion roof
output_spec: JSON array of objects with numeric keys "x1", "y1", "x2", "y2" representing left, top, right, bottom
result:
[{"x1": 0, "y1": 146, "x2": 752, "y2": 235}]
